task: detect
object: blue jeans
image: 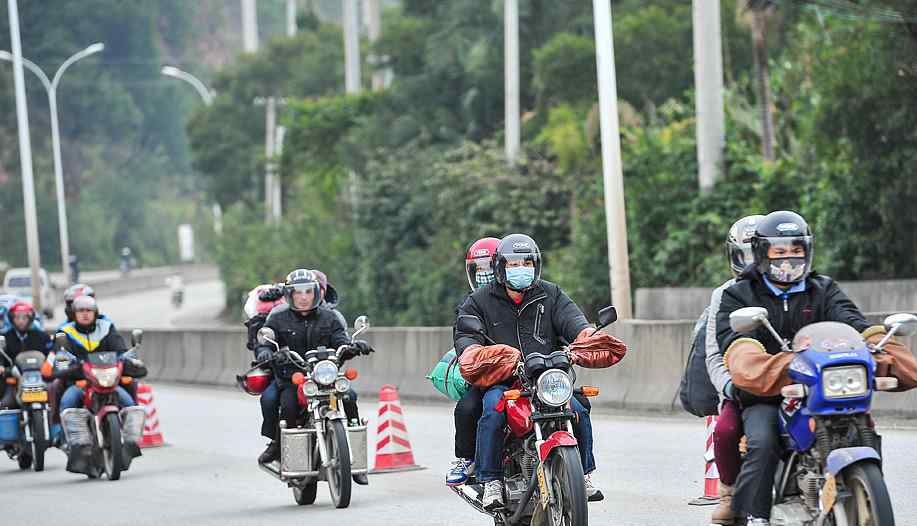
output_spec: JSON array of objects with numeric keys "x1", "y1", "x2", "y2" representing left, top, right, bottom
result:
[
  {"x1": 60, "y1": 385, "x2": 135, "y2": 411},
  {"x1": 475, "y1": 384, "x2": 596, "y2": 482}
]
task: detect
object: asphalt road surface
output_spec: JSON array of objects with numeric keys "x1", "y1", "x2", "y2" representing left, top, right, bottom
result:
[{"x1": 4, "y1": 383, "x2": 917, "y2": 525}]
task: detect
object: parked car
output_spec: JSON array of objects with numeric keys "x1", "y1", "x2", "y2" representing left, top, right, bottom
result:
[{"x1": 1, "y1": 268, "x2": 56, "y2": 319}]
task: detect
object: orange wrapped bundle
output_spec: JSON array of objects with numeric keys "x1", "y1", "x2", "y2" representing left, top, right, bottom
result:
[
  {"x1": 863, "y1": 326, "x2": 917, "y2": 392},
  {"x1": 569, "y1": 329, "x2": 628, "y2": 368},
  {"x1": 459, "y1": 344, "x2": 521, "y2": 388},
  {"x1": 724, "y1": 338, "x2": 795, "y2": 397}
]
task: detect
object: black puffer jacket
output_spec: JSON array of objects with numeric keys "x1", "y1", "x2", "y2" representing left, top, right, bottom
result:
[
  {"x1": 715, "y1": 266, "x2": 870, "y2": 405},
  {"x1": 454, "y1": 280, "x2": 589, "y2": 358},
  {"x1": 2, "y1": 329, "x2": 52, "y2": 366},
  {"x1": 255, "y1": 306, "x2": 350, "y2": 381}
]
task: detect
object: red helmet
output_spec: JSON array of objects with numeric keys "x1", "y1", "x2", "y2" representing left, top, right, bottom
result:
[
  {"x1": 465, "y1": 237, "x2": 501, "y2": 290},
  {"x1": 237, "y1": 367, "x2": 272, "y2": 396},
  {"x1": 8, "y1": 300, "x2": 35, "y2": 325}
]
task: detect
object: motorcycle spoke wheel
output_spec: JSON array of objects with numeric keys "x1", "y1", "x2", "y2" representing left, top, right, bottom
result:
[
  {"x1": 31, "y1": 411, "x2": 47, "y2": 472},
  {"x1": 840, "y1": 463, "x2": 894, "y2": 526},
  {"x1": 546, "y1": 447, "x2": 588, "y2": 526},
  {"x1": 325, "y1": 419, "x2": 352, "y2": 509},
  {"x1": 102, "y1": 413, "x2": 124, "y2": 481}
]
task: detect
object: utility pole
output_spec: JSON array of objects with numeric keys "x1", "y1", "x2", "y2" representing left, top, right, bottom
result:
[
  {"x1": 343, "y1": 0, "x2": 361, "y2": 94},
  {"x1": 592, "y1": 0, "x2": 633, "y2": 319},
  {"x1": 363, "y1": 0, "x2": 384, "y2": 91},
  {"x1": 286, "y1": 0, "x2": 297, "y2": 37},
  {"x1": 264, "y1": 96, "x2": 276, "y2": 223},
  {"x1": 274, "y1": 125, "x2": 286, "y2": 221},
  {"x1": 7, "y1": 0, "x2": 42, "y2": 310},
  {"x1": 504, "y1": 0, "x2": 520, "y2": 164},
  {"x1": 241, "y1": 0, "x2": 259, "y2": 53},
  {"x1": 693, "y1": 0, "x2": 726, "y2": 194}
]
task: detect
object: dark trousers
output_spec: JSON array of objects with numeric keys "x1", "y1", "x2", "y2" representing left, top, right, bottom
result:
[
  {"x1": 260, "y1": 381, "x2": 360, "y2": 441},
  {"x1": 454, "y1": 387, "x2": 483, "y2": 459},
  {"x1": 733, "y1": 403, "x2": 780, "y2": 519}
]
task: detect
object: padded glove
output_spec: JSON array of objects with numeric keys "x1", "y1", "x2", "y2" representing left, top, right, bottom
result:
[{"x1": 258, "y1": 285, "x2": 284, "y2": 302}]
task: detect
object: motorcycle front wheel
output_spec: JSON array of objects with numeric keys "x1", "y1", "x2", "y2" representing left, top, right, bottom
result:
[
  {"x1": 834, "y1": 462, "x2": 894, "y2": 526},
  {"x1": 30, "y1": 410, "x2": 47, "y2": 472},
  {"x1": 102, "y1": 412, "x2": 124, "y2": 481},
  {"x1": 325, "y1": 419, "x2": 352, "y2": 509},
  {"x1": 544, "y1": 446, "x2": 588, "y2": 526}
]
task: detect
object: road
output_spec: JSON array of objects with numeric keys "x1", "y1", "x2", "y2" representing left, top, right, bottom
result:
[
  {"x1": 4, "y1": 383, "x2": 917, "y2": 525},
  {"x1": 51, "y1": 279, "x2": 229, "y2": 329}
]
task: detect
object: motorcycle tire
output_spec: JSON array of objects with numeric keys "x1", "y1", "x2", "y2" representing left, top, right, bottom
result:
[
  {"x1": 17, "y1": 448, "x2": 32, "y2": 470},
  {"x1": 293, "y1": 481, "x2": 318, "y2": 505},
  {"x1": 102, "y1": 412, "x2": 124, "y2": 481},
  {"x1": 31, "y1": 411, "x2": 47, "y2": 472},
  {"x1": 544, "y1": 447, "x2": 588, "y2": 526},
  {"x1": 325, "y1": 419, "x2": 352, "y2": 509},
  {"x1": 836, "y1": 462, "x2": 895, "y2": 526}
]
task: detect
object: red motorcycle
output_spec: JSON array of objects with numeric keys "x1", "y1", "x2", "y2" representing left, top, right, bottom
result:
[
  {"x1": 452, "y1": 307, "x2": 617, "y2": 526},
  {"x1": 57, "y1": 331, "x2": 147, "y2": 481}
]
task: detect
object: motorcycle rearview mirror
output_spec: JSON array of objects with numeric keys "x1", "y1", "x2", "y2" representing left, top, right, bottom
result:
[
  {"x1": 353, "y1": 315, "x2": 370, "y2": 337},
  {"x1": 257, "y1": 327, "x2": 280, "y2": 350},
  {"x1": 729, "y1": 307, "x2": 769, "y2": 333},
  {"x1": 884, "y1": 313, "x2": 917, "y2": 338},
  {"x1": 593, "y1": 306, "x2": 617, "y2": 333},
  {"x1": 131, "y1": 329, "x2": 144, "y2": 347},
  {"x1": 54, "y1": 332, "x2": 69, "y2": 350}
]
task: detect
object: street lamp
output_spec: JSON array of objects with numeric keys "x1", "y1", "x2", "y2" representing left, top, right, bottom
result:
[
  {"x1": 0, "y1": 41, "x2": 105, "y2": 285},
  {"x1": 161, "y1": 65, "x2": 215, "y2": 106}
]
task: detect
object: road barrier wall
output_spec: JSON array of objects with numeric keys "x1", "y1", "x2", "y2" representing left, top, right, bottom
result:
[
  {"x1": 87, "y1": 264, "x2": 219, "y2": 298},
  {"x1": 135, "y1": 315, "x2": 917, "y2": 417}
]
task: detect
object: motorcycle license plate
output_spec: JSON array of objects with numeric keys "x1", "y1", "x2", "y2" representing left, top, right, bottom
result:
[{"x1": 21, "y1": 391, "x2": 48, "y2": 403}]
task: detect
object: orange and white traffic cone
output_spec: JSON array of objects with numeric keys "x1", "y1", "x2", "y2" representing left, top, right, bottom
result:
[
  {"x1": 369, "y1": 385, "x2": 424, "y2": 474},
  {"x1": 136, "y1": 382, "x2": 165, "y2": 448},
  {"x1": 689, "y1": 415, "x2": 719, "y2": 505}
]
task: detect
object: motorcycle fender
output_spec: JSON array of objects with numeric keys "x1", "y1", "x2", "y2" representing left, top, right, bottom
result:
[
  {"x1": 825, "y1": 446, "x2": 881, "y2": 476},
  {"x1": 538, "y1": 431, "x2": 577, "y2": 462}
]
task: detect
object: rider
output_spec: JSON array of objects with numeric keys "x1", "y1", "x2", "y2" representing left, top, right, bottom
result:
[
  {"x1": 0, "y1": 301, "x2": 52, "y2": 408},
  {"x1": 714, "y1": 210, "x2": 872, "y2": 526},
  {"x1": 253, "y1": 269, "x2": 373, "y2": 485},
  {"x1": 704, "y1": 214, "x2": 764, "y2": 525},
  {"x1": 61, "y1": 283, "x2": 99, "y2": 325},
  {"x1": 454, "y1": 234, "x2": 605, "y2": 509},
  {"x1": 447, "y1": 237, "x2": 500, "y2": 486}
]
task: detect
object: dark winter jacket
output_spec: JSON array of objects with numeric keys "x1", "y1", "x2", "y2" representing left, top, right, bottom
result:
[
  {"x1": 255, "y1": 306, "x2": 350, "y2": 381},
  {"x1": 1, "y1": 328, "x2": 52, "y2": 367},
  {"x1": 454, "y1": 279, "x2": 589, "y2": 358}
]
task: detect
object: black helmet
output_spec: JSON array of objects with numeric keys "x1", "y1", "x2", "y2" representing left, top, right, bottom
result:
[
  {"x1": 725, "y1": 215, "x2": 765, "y2": 277},
  {"x1": 751, "y1": 211, "x2": 813, "y2": 285},
  {"x1": 493, "y1": 234, "x2": 542, "y2": 291},
  {"x1": 283, "y1": 268, "x2": 323, "y2": 313}
]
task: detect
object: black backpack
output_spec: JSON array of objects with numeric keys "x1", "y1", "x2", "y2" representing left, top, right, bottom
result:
[{"x1": 678, "y1": 308, "x2": 720, "y2": 417}]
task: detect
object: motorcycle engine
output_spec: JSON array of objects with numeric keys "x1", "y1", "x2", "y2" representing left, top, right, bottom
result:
[{"x1": 770, "y1": 498, "x2": 815, "y2": 526}]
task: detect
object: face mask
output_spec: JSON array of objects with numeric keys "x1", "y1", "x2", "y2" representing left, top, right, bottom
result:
[
  {"x1": 475, "y1": 270, "x2": 495, "y2": 289},
  {"x1": 505, "y1": 266, "x2": 536, "y2": 290},
  {"x1": 768, "y1": 257, "x2": 807, "y2": 284}
]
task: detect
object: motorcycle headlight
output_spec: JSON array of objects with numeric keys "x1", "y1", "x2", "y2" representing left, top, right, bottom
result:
[
  {"x1": 302, "y1": 381, "x2": 319, "y2": 397},
  {"x1": 536, "y1": 370, "x2": 573, "y2": 407},
  {"x1": 312, "y1": 360, "x2": 339, "y2": 386},
  {"x1": 94, "y1": 367, "x2": 119, "y2": 388},
  {"x1": 334, "y1": 377, "x2": 351, "y2": 393},
  {"x1": 822, "y1": 365, "x2": 868, "y2": 399}
]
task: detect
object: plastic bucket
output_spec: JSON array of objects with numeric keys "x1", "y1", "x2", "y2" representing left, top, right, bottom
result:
[{"x1": 0, "y1": 409, "x2": 22, "y2": 443}]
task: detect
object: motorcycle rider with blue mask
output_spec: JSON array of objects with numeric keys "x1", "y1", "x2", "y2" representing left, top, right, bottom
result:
[{"x1": 454, "y1": 233, "x2": 604, "y2": 509}]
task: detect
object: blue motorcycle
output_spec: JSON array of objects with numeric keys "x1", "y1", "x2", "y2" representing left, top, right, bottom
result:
[{"x1": 729, "y1": 308, "x2": 917, "y2": 526}]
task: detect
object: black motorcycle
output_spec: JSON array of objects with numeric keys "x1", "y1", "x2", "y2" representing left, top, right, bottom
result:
[{"x1": 0, "y1": 339, "x2": 50, "y2": 471}]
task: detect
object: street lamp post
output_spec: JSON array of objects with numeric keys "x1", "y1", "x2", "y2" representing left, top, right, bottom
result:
[
  {"x1": 161, "y1": 66, "x2": 215, "y2": 106},
  {"x1": 0, "y1": 42, "x2": 105, "y2": 285}
]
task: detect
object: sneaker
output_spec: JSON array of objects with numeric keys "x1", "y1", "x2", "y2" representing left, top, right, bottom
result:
[
  {"x1": 747, "y1": 518, "x2": 769, "y2": 526},
  {"x1": 482, "y1": 480, "x2": 504, "y2": 510},
  {"x1": 446, "y1": 458, "x2": 473, "y2": 486},
  {"x1": 352, "y1": 473, "x2": 369, "y2": 485},
  {"x1": 585, "y1": 473, "x2": 604, "y2": 502},
  {"x1": 258, "y1": 441, "x2": 280, "y2": 464}
]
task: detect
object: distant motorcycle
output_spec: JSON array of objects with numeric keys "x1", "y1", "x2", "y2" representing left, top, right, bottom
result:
[
  {"x1": 253, "y1": 316, "x2": 372, "y2": 508},
  {"x1": 729, "y1": 307, "x2": 917, "y2": 526},
  {"x1": 0, "y1": 339, "x2": 50, "y2": 471}
]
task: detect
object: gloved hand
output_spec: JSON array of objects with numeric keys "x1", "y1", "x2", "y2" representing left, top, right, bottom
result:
[
  {"x1": 351, "y1": 340, "x2": 374, "y2": 355},
  {"x1": 256, "y1": 348, "x2": 273, "y2": 363},
  {"x1": 258, "y1": 285, "x2": 284, "y2": 302}
]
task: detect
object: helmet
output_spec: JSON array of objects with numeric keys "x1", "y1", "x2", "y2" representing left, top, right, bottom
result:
[
  {"x1": 283, "y1": 269, "x2": 323, "y2": 313},
  {"x1": 725, "y1": 215, "x2": 765, "y2": 277},
  {"x1": 237, "y1": 367, "x2": 272, "y2": 396},
  {"x1": 493, "y1": 234, "x2": 542, "y2": 291},
  {"x1": 71, "y1": 294, "x2": 99, "y2": 314},
  {"x1": 64, "y1": 283, "x2": 96, "y2": 321},
  {"x1": 465, "y1": 237, "x2": 501, "y2": 290},
  {"x1": 8, "y1": 300, "x2": 36, "y2": 326},
  {"x1": 751, "y1": 210, "x2": 814, "y2": 286}
]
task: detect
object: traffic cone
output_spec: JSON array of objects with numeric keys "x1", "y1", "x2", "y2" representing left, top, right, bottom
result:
[
  {"x1": 369, "y1": 385, "x2": 424, "y2": 474},
  {"x1": 688, "y1": 415, "x2": 719, "y2": 506},
  {"x1": 136, "y1": 382, "x2": 165, "y2": 448}
]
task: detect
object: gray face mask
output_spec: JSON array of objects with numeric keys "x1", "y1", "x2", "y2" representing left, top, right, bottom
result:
[{"x1": 768, "y1": 257, "x2": 807, "y2": 284}]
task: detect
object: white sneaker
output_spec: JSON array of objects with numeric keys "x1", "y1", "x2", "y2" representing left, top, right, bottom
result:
[
  {"x1": 482, "y1": 480, "x2": 504, "y2": 510},
  {"x1": 747, "y1": 518, "x2": 770, "y2": 526},
  {"x1": 584, "y1": 474, "x2": 604, "y2": 502}
]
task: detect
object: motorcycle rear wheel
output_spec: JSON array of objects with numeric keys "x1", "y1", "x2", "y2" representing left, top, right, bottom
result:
[
  {"x1": 293, "y1": 481, "x2": 318, "y2": 505},
  {"x1": 17, "y1": 447, "x2": 32, "y2": 470},
  {"x1": 835, "y1": 462, "x2": 894, "y2": 526},
  {"x1": 31, "y1": 411, "x2": 47, "y2": 472},
  {"x1": 325, "y1": 419, "x2": 352, "y2": 509},
  {"x1": 544, "y1": 447, "x2": 588, "y2": 526},
  {"x1": 102, "y1": 412, "x2": 124, "y2": 481}
]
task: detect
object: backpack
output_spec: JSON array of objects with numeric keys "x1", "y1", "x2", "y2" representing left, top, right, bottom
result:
[{"x1": 678, "y1": 308, "x2": 720, "y2": 417}]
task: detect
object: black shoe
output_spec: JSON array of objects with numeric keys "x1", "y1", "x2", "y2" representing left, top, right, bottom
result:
[
  {"x1": 258, "y1": 441, "x2": 280, "y2": 464},
  {"x1": 353, "y1": 473, "x2": 369, "y2": 485}
]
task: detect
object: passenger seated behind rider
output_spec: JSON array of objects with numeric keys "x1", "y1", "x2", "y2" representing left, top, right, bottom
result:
[
  {"x1": 253, "y1": 269, "x2": 373, "y2": 485},
  {"x1": 0, "y1": 301, "x2": 52, "y2": 408}
]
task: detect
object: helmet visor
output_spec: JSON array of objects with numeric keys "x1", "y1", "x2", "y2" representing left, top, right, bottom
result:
[
  {"x1": 466, "y1": 257, "x2": 494, "y2": 290},
  {"x1": 287, "y1": 282, "x2": 321, "y2": 312},
  {"x1": 759, "y1": 236, "x2": 813, "y2": 284}
]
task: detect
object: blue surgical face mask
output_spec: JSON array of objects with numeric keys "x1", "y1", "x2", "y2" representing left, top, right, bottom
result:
[{"x1": 505, "y1": 266, "x2": 535, "y2": 290}]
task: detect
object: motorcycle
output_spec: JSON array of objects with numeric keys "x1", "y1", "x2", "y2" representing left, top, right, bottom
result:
[
  {"x1": 57, "y1": 329, "x2": 147, "y2": 481},
  {"x1": 254, "y1": 315, "x2": 372, "y2": 508},
  {"x1": 728, "y1": 307, "x2": 917, "y2": 526},
  {"x1": 451, "y1": 306, "x2": 617, "y2": 526},
  {"x1": 0, "y1": 339, "x2": 50, "y2": 471}
]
